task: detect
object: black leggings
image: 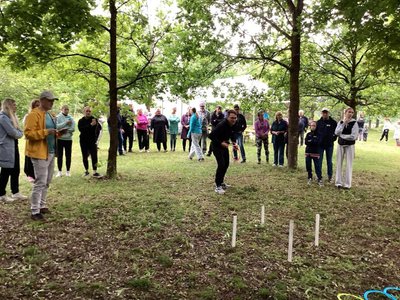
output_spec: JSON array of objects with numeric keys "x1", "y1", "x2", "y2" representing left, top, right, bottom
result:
[
  {"x1": 380, "y1": 129, "x2": 389, "y2": 141},
  {"x1": 182, "y1": 138, "x2": 192, "y2": 152},
  {"x1": 0, "y1": 148, "x2": 20, "y2": 196},
  {"x1": 80, "y1": 140, "x2": 98, "y2": 171},
  {"x1": 57, "y1": 139, "x2": 72, "y2": 171},
  {"x1": 137, "y1": 130, "x2": 149, "y2": 150},
  {"x1": 213, "y1": 147, "x2": 229, "y2": 187},
  {"x1": 156, "y1": 141, "x2": 167, "y2": 151}
]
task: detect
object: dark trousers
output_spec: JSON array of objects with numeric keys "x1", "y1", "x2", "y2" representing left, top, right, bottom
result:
[
  {"x1": 156, "y1": 141, "x2": 167, "y2": 151},
  {"x1": 182, "y1": 138, "x2": 192, "y2": 152},
  {"x1": 0, "y1": 150, "x2": 20, "y2": 196},
  {"x1": 80, "y1": 140, "x2": 98, "y2": 171},
  {"x1": 318, "y1": 145, "x2": 334, "y2": 179},
  {"x1": 306, "y1": 155, "x2": 322, "y2": 180},
  {"x1": 380, "y1": 129, "x2": 389, "y2": 141},
  {"x1": 256, "y1": 137, "x2": 269, "y2": 162},
  {"x1": 57, "y1": 139, "x2": 72, "y2": 171},
  {"x1": 123, "y1": 130, "x2": 134, "y2": 151},
  {"x1": 213, "y1": 147, "x2": 229, "y2": 187},
  {"x1": 137, "y1": 130, "x2": 149, "y2": 150},
  {"x1": 170, "y1": 134, "x2": 177, "y2": 150},
  {"x1": 273, "y1": 141, "x2": 285, "y2": 165}
]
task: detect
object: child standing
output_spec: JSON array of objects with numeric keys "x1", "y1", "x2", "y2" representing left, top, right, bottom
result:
[{"x1": 305, "y1": 121, "x2": 323, "y2": 186}]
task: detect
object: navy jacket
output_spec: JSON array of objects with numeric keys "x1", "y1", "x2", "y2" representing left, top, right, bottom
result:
[
  {"x1": 305, "y1": 131, "x2": 321, "y2": 154},
  {"x1": 316, "y1": 116, "x2": 337, "y2": 148}
]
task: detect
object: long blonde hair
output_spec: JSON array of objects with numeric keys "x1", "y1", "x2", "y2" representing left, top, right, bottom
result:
[{"x1": 1, "y1": 98, "x2": 19, "y2": 128}]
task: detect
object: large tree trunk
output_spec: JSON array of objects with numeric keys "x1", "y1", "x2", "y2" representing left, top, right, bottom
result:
[
  {"x1": 287, "y1": 0, "x2": 303, "y2": 169},
  {"x1": 107, "y1": 0, "x2": 118, "y2": 178}
]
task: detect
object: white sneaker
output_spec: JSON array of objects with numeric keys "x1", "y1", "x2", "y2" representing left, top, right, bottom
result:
[
  {"x1": 0, "y1": 195, "x2": 14, "y2": 202},
  {"x1": 11, "y1": 193, "x2": 28, "y2": 201},
  {"x1": 221, "y1": 183, "x2": 231, "y2": 190},
  {"x1": 307, "y1": 178, "x2": 312, "y2": 185},
  {"x1": 56, "y1": 171, "x2": 62, "y2": 177},
  {"x1": 215, "y1": 186, "x2": 225, "y2": 194},
  {"x1": 66, "y1": 171, "x2": 71, "y2": 177}
]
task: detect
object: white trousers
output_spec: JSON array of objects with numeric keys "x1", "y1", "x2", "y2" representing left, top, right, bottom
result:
[
  {"x1": 335, "y1": 145, "x2": 354, "y2": 188},
  {"x1": 189, "y1": 133, "x2": 203, "y2": 160}
]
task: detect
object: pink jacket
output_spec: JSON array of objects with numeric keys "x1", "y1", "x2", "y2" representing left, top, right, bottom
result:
[{"x1": 136, "y1": 114, "x2": 149, "y2": 131}]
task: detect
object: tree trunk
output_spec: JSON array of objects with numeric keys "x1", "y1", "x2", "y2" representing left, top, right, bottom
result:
[
  {"x1": 106, "y1": 0, "x2": 118, "y2": 178},
  {"x1": 287, "y1": 1, "x2": 303, "y2": 169}
]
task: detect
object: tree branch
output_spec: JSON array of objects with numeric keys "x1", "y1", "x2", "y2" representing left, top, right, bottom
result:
[{"x1": 51, "y1": 53, "x2": 110, "y2": 67}]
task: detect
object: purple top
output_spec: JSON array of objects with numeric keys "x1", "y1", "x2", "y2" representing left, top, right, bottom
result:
[
  {"x1": 181, "y1": 113, "x2": 191, "y2": 139},
  {"x1": 254, "y1": 118, "x2": 270, "y2": 138},
  {"x1": 136, "y1": 114, "x2": 148, "y2": 131}
]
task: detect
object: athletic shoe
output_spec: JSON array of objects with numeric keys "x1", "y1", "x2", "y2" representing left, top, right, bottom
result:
[
  {"x1": 318, "y1": 180, "x2": 324, "y2": 187},
  {"x1": 83, "y1": 171, "x2": 90, "y2": 177},
  {"x1": 221, "y1": 183, "x2": 231, "y2": 190},
  {"x1": 146, "y1": 150, "x2": 150, "y2": 153},
  {"x1": 272, "y1": 164, "x2": 277, "y2": 167},
  {"x1": 206, "y1": 153, "x2": 212, "y2": 157},
  {"x1": 241, "y1": 159, "x2": 246, "y2": 163},
  {"x1": 93, "y1": 172, "x2": 101, "y2": 177},
  {"x1": 278, "y1": 165, "x2": 284, "y2": 168},
  {"x1": 31, "y1": 213, "x2": 44, "y2": 221},
  {"x1": 258, "y1": 160, "x2": 261, "y2": 164},
  {"x1": 11, "y1": 193, "x2": 28, "y2": 201},
  {"x1": 139, "y1": 149, "x2": 144, "y2": 153},
  {"x1": 328, "y1": 177, "x2": 332, "y2": 183},
  {"x1": 55, "y1": 171, "x2": 62, "y2": 177},
  {"x1": 307, "y1": 178, "x2": 312, "y2": 185},
  {"x1": 0, "y1": 195, "x2": 14, "y2": 203},
  {"x1": 215, "y1": 186, "x2": 225, "y2": 194},
  {"x1": 198, "y1": 158, "x2": 204, "y2": 162},
  {"x1": 66, "y1": 171, "x2": 71, "y2": 177}
]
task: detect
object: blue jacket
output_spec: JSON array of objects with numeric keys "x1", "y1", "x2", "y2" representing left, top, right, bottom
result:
[
  {"x1": 56, "y1": 112, "x2": 75, "y2": 141},
  {"x1": 187, "y1": 114, "x2": 202, "y2": 137},
  {"x1": 316, "y1": 116, "x2": 337, "y2": 148},
  {"x1": 0, "y1": 112, "x2": 23, "y2": 168}
]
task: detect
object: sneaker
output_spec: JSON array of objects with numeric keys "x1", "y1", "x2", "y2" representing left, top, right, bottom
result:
[
  {"x1": 139, "y1": 149, "x2": 144, "y2": 153},
  {"x1": 278, "y1": 165, "x2": 284, "y2": 168},
  {"x1": 93, "y1": 172, "x2": 101, "y2": 177},
  {"x1": 215, "y1": 186, "x2": 225, "y2": 194},
  {"x1": 257, "y1": 160, "x2": 261, "y2": 164},
  {"x1": 66, "y1": 171, "x2": 71, "y2": 177},
  {"x1": 31, "y1": 213, "x2": 44, "y2": 221},
  {"x1": 318, "y1": 180, "x2": 324, "y2": 187},
  {"x1": 0, "y1": 195, "x2": 14, "y2": 203},
  {"x1": 83, "y1": 171, "x2": 90, "y2": 177},
  {"x1": 55, "y1": 171, "x2": 62, "y2": 177},
  {"x1": 128, "y1": 149, "x2": 133, "y2": 153},
  {"x1": 307, "y1": 178, "x2": 312, "y2": 185},
  {"x1": 198, "y1": 158, "x2": 204, "y2": 162},
  {"x1": 240, "y1": 159, "x2": 246, "y2": 163},
  {"x1": 146, "y1": 149, "x2": 150, "y2": 153},
  {"x1": 328, "y1": 177, "x2": 332, "y2": 183},
  {"x1": 11, "y1": 193, "x2": 28, "y2": 201},
  {"x1": 272, "y1": 164, "x2": 277, "y2": 167},
  {"x1": 40, "y1": 207, "x2": 51, "y2": 214},
  {"x1": 163, "y1": 150, "x2": 168, "y2": 153},
  {"x1": 221, "y1": 183, "x2": 231, "y2": 190},
  {"x1": 206, "y1": 153, "x2": 212, "y2": 157}
]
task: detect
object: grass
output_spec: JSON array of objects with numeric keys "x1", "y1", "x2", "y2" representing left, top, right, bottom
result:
[{"x1": 0, "y1": 129, "x2": 399, "y2": 299}]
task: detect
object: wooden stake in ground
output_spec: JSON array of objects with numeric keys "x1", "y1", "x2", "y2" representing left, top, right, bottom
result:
[
  {"x1": 288, "y1": 220, "x2": 294, "y2": 262},
  {"x1": 261, "y1": 205, "x2": 265, "y2": 225},
  {"x1": 232, "y1": 214, "x2": 237, "y2": 248},
  {"x1": 315, "y1": 214, "x2": 320, "y2": 247}
]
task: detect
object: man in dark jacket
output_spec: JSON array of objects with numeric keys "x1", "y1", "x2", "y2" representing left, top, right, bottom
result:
[
  {"x1": 233, "y1": 104, "x2": 247, "y2": 163},
  {"x1": 316, "y1": 107, "x2": 337, "y2": 182},
  {"x1": 298, "y1": 110, "x2": 309, "y2": 146},
  {"x1": 206, "y1": 105, "x2": 225, "y2": 156},
  {"x1": 208, "y1": 110, "x2": 237, "y2": 194}
]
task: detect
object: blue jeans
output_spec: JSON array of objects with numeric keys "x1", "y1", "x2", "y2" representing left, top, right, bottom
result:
[
  {"x1": 306, "y1": 156, "x2": 322, "y2": 180},
  {"x1": 233, "y1": 132, "x2": 246, "y2": 160},
  {"x1": 319, "y1": 145, "x2": 334, "y2": 179},
  {"x1": 273, "y1": 141, "x2": 285, "y2": 165}
]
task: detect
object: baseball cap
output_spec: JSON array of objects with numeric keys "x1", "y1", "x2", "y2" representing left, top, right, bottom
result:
[
  {"x1": 321, "y1": 107, "x2": 329, "y2": 112},
  {"x1": 39, "y1": 90, "x2": 58, "y2": 100}
]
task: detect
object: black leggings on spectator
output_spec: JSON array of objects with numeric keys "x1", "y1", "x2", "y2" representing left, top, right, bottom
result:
[{"x1": 57, "y1": 139, "x2": 72, "y2": 171}]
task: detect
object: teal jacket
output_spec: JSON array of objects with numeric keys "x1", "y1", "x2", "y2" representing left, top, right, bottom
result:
[
  {"x1": 56, "y1": 112, "x2": 75, "y2": 141},
  {"x1": 169, "y1": 114, "x2": 180, "y2": 135},
  {"x1": 187, "y1": 114, "x2": 202, "y2": 137}
]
